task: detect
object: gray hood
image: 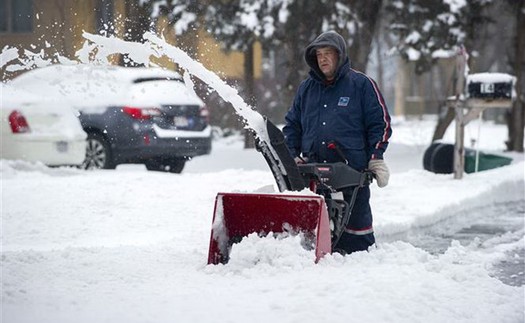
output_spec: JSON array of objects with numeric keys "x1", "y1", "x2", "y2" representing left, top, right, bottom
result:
[{"x1": 305, "y1": 31, "x2": 348, "y2": 80}]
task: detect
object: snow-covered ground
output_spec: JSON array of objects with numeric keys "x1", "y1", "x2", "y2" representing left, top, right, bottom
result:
[
  {"x1": 2, "y1": 30, "x2": 524, "y2": 322},
  {"x1": 2, "y1": 117, "x2": 524, "y2": 323}
]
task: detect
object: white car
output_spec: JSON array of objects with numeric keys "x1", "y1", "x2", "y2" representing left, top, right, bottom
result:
[{"x1": 1, "y1": 83, "x2": 87, "y2": 166}]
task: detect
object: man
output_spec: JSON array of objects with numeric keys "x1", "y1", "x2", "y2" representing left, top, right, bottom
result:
[{"x1": 283, "y1": 30, "x2": 392, "y2": 254}]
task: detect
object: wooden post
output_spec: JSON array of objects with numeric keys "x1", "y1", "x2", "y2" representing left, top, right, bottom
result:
[
  {"x1": 454, "y1": 104, "x2": 465, "y2": 179},
  {"x1": 453, "y1": 45, "x2": 468, "y2": 179},
  {"x1": 448, "y1": 52, "x2": 514, "y2": 179}
]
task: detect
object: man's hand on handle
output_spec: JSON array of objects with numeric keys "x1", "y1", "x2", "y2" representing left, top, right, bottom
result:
[
  {"x1": 294, "y1": 156, "x2": 309, "y2": 164},
  {"x1": 368, "y1": 159, "x2": 390, "y2": 188}
]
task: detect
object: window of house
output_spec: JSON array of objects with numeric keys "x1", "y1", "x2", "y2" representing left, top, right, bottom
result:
[
  {"x1": 0, "y1": 0, "x2": 7, "y2": 32},
  {"x1": 0, "y1": 0, "x2": 33, "y2": 33}
]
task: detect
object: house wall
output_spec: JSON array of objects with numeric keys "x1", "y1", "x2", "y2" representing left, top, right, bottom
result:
[
  {"x1": 1, "y1": 1, "x2": 260, "y2": 82},
  {"x1": 196, "y1": 30, "x2": 262, "y2": 80}
]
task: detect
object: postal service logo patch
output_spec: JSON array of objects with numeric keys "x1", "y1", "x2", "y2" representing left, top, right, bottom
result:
[{"x1": 338, "y1": 97, "x2": 350, "y2": 106}]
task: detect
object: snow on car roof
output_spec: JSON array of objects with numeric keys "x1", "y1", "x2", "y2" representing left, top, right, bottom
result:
[
  {"x1": 1, "y1": 83, "x2": 85, "y2": 140},
  {"x1": 8, "y1": 64, "x2": 188, "y2": 107},
  {"x1": 12, "y1": 64, "x2": 182, "y2": 84},
  {"x1": 1, "y1": 83, "x2": 58, "y2": 106}
]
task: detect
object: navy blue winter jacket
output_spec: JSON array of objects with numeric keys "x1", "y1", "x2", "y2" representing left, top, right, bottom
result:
[{"x1": 283, "y1": 32, "x2": 392, "y2": 171}]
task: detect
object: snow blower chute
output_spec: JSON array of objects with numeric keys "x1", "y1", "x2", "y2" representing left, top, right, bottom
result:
[{"x1": 207, "y1": 119, "x2": 373, "y2": 264}]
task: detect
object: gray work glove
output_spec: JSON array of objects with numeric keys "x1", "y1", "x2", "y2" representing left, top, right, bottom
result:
[{"x1": 368, "y1": 159, "x2": 390, "y2": 188}]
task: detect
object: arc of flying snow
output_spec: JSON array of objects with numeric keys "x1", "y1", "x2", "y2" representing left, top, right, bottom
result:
[
  {"x1": 80, "y1": 31, "x2": 268, "y2": 143},
  {"x1": 0, "y1": 47, "x2": 19, "y2": 69},
  {"x1": 143, "y1": 32, "x2": 267, "y2": 141},
  {"x1": 182, "y1": 68, "x2": 198, "y2": 98},
  {"x1": 80, "y1": 31, "x2": 285, "y2": 179}
]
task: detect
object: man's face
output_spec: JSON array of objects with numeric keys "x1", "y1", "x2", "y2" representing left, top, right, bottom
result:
[{"x1": 316, "y1": 47, "x2": 339, "y2": 80}]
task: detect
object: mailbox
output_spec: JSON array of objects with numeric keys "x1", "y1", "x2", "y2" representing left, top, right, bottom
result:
[{"x1": 467, "y1": 73, "x2": 515, "y2": 100}]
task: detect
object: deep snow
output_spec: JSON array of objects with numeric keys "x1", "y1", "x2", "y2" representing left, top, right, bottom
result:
[{"x1": 2, "y1": 117, "x2": 524, "y2": 323}]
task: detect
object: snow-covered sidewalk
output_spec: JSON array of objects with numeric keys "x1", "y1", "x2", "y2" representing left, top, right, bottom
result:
[{"x1": 373, "y1": 161, "x2": 524, "y2": 236}]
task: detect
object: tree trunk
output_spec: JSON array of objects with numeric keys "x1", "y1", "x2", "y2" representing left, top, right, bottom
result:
[
  {"x1": 507, "y1": 0, "x2": 524, "y2": 152},
  {"x1": 374, "y1": 28, "x2": 384, "y2": 90},
  {"x1": 281, "y1": 33, "x2": 304, "y2": 123},
  {"x1": 243, "y1": 40, "x2": 256, "y2": 149},
  {"x1": 348, "y1": 0, "x2": 383, "y2": 73},
  {"x1": 432, "y1": 107, "x2": 455, "y2": 141},
  {"x1": 394, "y1": 56, "x2": 407, "y2": 116}
]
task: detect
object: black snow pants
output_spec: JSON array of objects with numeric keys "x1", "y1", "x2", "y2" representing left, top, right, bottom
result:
[{"x1": 333, "y1": 186, "x2": 375, "y2": 254}]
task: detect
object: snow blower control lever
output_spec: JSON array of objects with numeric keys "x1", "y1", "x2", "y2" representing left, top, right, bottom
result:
[
  {"x1": 296, "y1": 162, "x2": 373, "y2": 248},
  {"x1": 327, "y1": 141, "x2": 348, "y2": 165},
  {"x1": 207, "y1": 118, "x2": 373, "y2": 264}
]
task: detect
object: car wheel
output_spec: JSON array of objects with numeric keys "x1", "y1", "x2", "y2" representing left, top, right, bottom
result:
[
  {"x1": 82, "y1": 133, "x2": 115, "y2": 170},
  {"x1": 145, "y1": 158, "x2": 186, "y2": 174}
]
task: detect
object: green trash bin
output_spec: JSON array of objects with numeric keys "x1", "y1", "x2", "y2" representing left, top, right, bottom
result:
[{"x1": 464, "y1": 149, "x2": 513, "y2": 173}]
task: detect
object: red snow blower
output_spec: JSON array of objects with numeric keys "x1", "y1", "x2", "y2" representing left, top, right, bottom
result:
[{"x1": 207, "y1": 119, "x2": 373, "y2": 264}]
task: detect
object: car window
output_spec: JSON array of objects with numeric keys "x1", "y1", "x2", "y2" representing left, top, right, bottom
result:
[{"x1": 133, "y1": 77, "x2": 183, "y2": 83}]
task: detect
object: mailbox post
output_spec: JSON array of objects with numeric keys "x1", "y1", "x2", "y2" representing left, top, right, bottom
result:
[{"x1": 449, "y1": 48, "x2": 514, "y2": 179}]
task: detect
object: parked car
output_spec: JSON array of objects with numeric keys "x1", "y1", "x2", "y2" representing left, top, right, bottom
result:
[
  {"x1": 10, "y1": 64, "x2": 212, "y2": 173},
  {"x1": 0, "y1": 83, "x2": 87, "y2": 166}
]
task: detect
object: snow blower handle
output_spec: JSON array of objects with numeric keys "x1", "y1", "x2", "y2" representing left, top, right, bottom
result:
[
  {"x1": 362, "y1": 170, "x2": 375, "y2": 187},
  {"x1": 327, "y1": 141, "x2": 348, "y2": 164},
  {"x1": 326, "y1": 142, "x2": 375, "y2": 187}
]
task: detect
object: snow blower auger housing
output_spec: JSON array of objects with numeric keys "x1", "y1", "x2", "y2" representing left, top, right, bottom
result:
[{"x1": 207, "y1": 119, "x2": 373, "y2": 265}]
